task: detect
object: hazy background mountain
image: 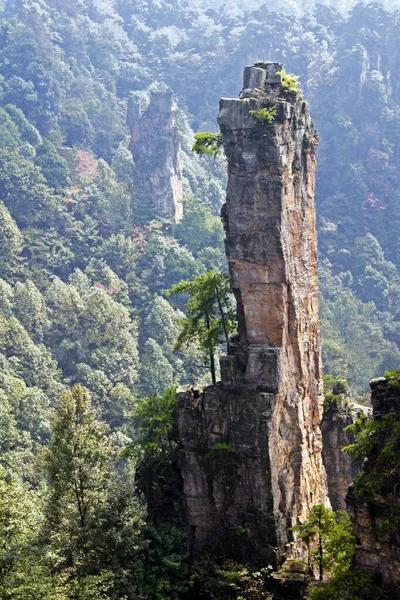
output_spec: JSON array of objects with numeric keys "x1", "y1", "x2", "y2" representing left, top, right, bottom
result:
[{"x1": 187, "y1": 0, "x2": 400, "y2": 15}]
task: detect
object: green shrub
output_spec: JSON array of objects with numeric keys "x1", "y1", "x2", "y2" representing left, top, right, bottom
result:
[
  {"x1": 309, "y1": 567, "x2": 388, "y2": 600},
  {"x1": 384, "y1": 370, "x2": 400, "y2": 388},
  {"x1": 207, "y1": 441, "x2": 237, "y2": 456},
  {"x1": 276, "y1": 69, "x2": 301, "y2": 96},
  {"x1": 345, "y1": 412, "x2": 400, "y2": 497},
  {"x1": 385, "y1": 370, "x2": 400, "y2": 378},
  {"x1": 291, "y1": 504, "x2": 355, "y2": 581},
  {"x1": 187, "y1": 557, "x2": 273, "y2": 599},
  {"x1": 192, "y1": 132, "x2": 223, "y2": 157},
  {"x1": 207, "y1": 442, "x2": 239, "y2": 467},
  {"x1": 323, "y1": 374, "x2": 349, "y2": 412},
  {"x1": 249, "y1": 106, "x2": 277, "y2": 123}
]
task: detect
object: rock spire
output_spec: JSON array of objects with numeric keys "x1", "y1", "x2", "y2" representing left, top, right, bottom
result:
[
  {"x1": 127, "y1": 90, "x2": 183, "y2": 221},
  {"x1": 177, "y1": 62, "x2": 328, "y2": 563}
]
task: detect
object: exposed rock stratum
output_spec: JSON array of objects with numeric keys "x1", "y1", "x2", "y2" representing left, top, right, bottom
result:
[{"x1": 321, "y1": 396, "x2": 366, "y2": 511}]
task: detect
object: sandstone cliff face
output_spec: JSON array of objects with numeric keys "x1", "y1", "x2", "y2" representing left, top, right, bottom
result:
[
  {"x1": 127, "y1": 90, "x2": 183, "y2": 221},
  {"x1": 347, "y1": 377, "x2": 400, "y2": 597},
  {"x1": 177, "y1": 63, "x2": 328, "y2": 563}
]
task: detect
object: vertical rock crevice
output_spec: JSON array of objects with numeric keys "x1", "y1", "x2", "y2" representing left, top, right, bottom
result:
[{"x1": 177, "y1": 62, "x2": 328, "y2": 564}]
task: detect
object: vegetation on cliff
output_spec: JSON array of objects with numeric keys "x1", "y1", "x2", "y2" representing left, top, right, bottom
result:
[
  {"x1": 165, "y1": 271, "x2": 237, "y2": 383},
  {"x1": 192, "y1": 132, "x2": 224, "y2": 157},
  {"x1": 292, "y1": 504, "x2": 355, "y2": 581},
  {"x1": 311, "y1": 374, "x2": 400, "y2": 599},
  {"x1": 344, "y1": 372, "x2": 400, "y2": 499}
]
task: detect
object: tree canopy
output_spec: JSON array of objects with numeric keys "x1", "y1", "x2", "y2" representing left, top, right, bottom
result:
[{"x1": 165, "y1": 271, "x2": 237, "y2": 384}]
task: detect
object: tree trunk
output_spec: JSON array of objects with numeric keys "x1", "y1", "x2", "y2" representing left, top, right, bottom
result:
[
  {"x1": 210, "y1": 349, "x2": 216, "y2": 385},
  {"x1": 319, "y1": 532, "x2": 323, "y2": 581}
]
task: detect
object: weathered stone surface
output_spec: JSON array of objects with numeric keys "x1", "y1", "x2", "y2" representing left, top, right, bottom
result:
[
  {"x1": 321, "y1": 401, "x2": 366, "y2": 511},
  {"x1": 177, "y1": 385, "x2": 277, "y2": 563},
  {"x1": 346, "y1": 377, "x2": 400, "y2": 597},
  {"x1": 221, "y1": 63, "x2": 327, "y2": 546},
  {"x1": 177, "y1": 63, "x2": 328, "y2": 563},
  {"x1": 219, "y1": 355, "x2": 241, "y2": 385},
  {"x1": 270, "y1": 559, "x2": 310, "y2": 599},
  {"x1": 127, "y1": 90, "x2": 183, "y2": 221}
]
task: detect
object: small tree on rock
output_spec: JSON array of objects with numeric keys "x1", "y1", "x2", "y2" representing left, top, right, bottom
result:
[
  {"x1": 291, "y1": 504, "x2": 355, "y2": 581},
  {"x1": 164, "y1": 271, "x2": 236, "y2": 384}
]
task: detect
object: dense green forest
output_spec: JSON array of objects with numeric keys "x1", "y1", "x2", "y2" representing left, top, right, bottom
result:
[{"x1": 0, "y1": 0, "x2": 400, "y2": 597}]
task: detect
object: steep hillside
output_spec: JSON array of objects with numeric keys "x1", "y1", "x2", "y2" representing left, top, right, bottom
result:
[
  {"x1": 0, "y1": 0, "x2": 399, "y2": 406},
  {"x1": 0, "y1": 1, "x2": 400, "y2": 597}
]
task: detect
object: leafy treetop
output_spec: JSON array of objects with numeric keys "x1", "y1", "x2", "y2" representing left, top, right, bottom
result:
[
  {"x1": 291, "y1": 504, "x2": 355, "y2": 582},
  {"x1": 164, "y1": 271, "x2": 237, "y2": 384},
  {"x1": 249, "y1": 106, "x2": 277, "y2": 122}
]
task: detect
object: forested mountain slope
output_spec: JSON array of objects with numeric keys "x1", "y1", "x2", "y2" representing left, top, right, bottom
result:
[
  {"x1": 0, "y1": 0, "x2": 399, "y2": 597},
  {"x1": 0, "y1": 0, "x2": 399, "y2": 410},
  {"x1": 188, "y1": 0, "x2": 400, "y2": 16}
]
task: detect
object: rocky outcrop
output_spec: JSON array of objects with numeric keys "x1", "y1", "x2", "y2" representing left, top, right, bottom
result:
[
  {"x1": 177, "y1": 63, "x2": 328, "y2": 564},
  {"x1": 177, "y1": 385, "x2": 277, "y2": 564},
  {"x1": 127, "y1": 90, "x2": 183, "y2": 221},
  {"x1": 321, "y1": 394, "x2": 367, "y2": 511},
  {"x1": 346, "y1": 376, "x2": 400, "y2": 597}
]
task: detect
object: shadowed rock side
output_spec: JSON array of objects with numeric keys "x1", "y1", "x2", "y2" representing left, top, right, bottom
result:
[
  {"x1": 177, "y1": 63, "x2": 328, "y2": 564},
  {"x1": 177, "y1": 386, "x2": 277, "y2": 564},
  {"x1": 127, "y1": 90, "x2": 183, "y2": 221},
  {"x1": 321, "y1": 401, "x2": 366, "y2": 511},
  {"x1": 347, "y1": 377, "x2": 400, "y2": 597}
]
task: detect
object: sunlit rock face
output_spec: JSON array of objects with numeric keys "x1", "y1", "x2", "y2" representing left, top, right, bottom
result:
[
  {"x1": 177, "y1": 63, "x2": 328, "y2": 564},
  {"x1": 127, "y1": 90, "x2": 183, "y2": 221}
]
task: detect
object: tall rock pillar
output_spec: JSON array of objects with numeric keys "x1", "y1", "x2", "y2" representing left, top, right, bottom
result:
[
  {"x1": 177, "y1": 63, "x2": 327, "y2": 564},
  {"x1": 127, "y1": 90, "x2": 183, "y2": 221}
]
